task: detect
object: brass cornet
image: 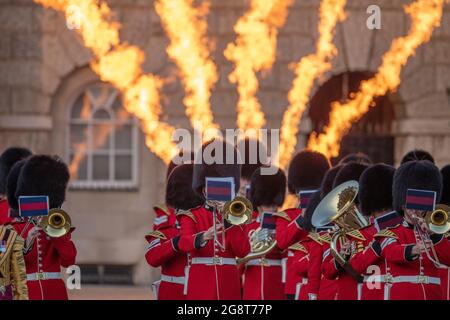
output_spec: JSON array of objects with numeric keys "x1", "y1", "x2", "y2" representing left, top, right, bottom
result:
[{"x1": 39, "y1": 208, "x2": 72, "y2": 238}]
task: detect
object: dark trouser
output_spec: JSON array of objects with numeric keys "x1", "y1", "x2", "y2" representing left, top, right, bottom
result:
[{"x1": 0, "y1": 285, "x2": 13, "y2": 300}]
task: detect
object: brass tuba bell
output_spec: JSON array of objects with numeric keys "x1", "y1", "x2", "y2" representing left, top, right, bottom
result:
[
  {"x1": 223, "y1": 196, "x2": 253, "y2": 225},
  {"x1": 39, "y1": 208, "x2": 71, "y2": 238},
  {"x1": 312, "y1": 181, "x2": 367, "y2": 280},
  {"x1": 425, "y1": 204, "x2": 450, "y2": 235}
]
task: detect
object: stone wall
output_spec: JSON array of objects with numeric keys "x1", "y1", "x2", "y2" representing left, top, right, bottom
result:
[{"x1": 0, "y1": 0, "x2": 450, "y2": 284}]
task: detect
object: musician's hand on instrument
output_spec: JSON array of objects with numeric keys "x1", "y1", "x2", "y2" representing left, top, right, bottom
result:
[
  {"x1": 25, "y1": 226, "x2": 41, "y2": 248},
  {"x1": 203, "y1": 224, "x2": 223, "y2": 241},
  {"x1": 340, "y1": 242, "x2": 352, "y2": 258}
]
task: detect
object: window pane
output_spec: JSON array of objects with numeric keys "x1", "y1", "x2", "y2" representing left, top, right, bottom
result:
[
  {"x1": 93, "y1": 155, "x2": 109, "y2": 180},
  {"x1": 70, "y1": 124, "x2": 88, "y2": 146},
  {"x1": 93, "y1": 109, "x2": 110, "y2": 120},
  {"x1": 90, "y1": 84, "x2": 111, "y2": 108},
  {"x1": 115, "y1": 124, "x2": 132, "y2": 150},
  {"x1": 115, "y1": 155, "x2": 132, "y2": 181},
  {"x1": 70, "y1": 152, "x2": 88, "y2": 180},
  {"x1": 71, "y1": 94, "x2": 92, "y2": 120},
  {"x1": 92, "y1": 123, "x2": 112, "y2": 151}
]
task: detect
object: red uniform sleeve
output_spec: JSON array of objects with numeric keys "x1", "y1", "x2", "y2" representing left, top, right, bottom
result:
[
  {"x1": 291, "y1": 252, "x2": 309, "y2": 276},
  {"x1": 275, "y1": 218, "x2": 308, "y2": 250},
  {"x1": 178, "y1": 215, "x2": 205, "y2": 253},
  {"x1": 431, "y1": 234, "x2": 450, "y2": 266},
  {"x1": 51, "y1": 230, "x2": 77, "y2": 267},
  {"x1": 348, "y1": 242, "x2": 380, "y2": 274},
  {"x1": 145, "y1": 237, "x2": 179, "y2": 267},
  {"x1": 226, "y1": 225, "x2": 250, "y2": 258},
  {"x1": 321, "y1": 242, "x2": 342, "y2": 280},
  {"x1": 305, "y1": 241, "x2": 323, "y2": 297},
  {"x1": 378, "y1": 237, "x2": 415, "y2": 264}
]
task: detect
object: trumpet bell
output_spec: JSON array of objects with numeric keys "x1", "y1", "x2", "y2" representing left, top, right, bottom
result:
[
  {"x1": 312, "y1": 180, "x2": 367, "y2": 231},
  {"x1": 223, "y1": 196, "x2": 253, "y2": 225},
  {"x1": 425, "y1": 204, "x2": 450, "y2": 234},
  {"x1": 40, "y1": 208, "x2": 71, "y2": 238}
]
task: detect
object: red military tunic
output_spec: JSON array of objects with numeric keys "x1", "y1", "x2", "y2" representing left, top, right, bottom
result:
[
  {"x1": 322, "y1": 230, "x2": 367, "y2": 300},
  {"x1": 371, "y1": 221, "x2": 450, "y2": 300},
  {"x1": 0, "y1": 198, "x2": 12, "y2": 225},
  {"x1": 348, "y1": 211, "x2": 403, "y2": 300},
  {"x1": 295, "y1": 233, "x2": 325, "y2": 300},
  {"x1": 12, "y1": 219, "x2": 76, "y2": 300},
  {"x1": 439, "y1": 234, "x2": 450, "y2": 300},
  {"x1": 242, "y1": 214, "x2": 284, "y2": 300},
  {"x1": 289, "y1": 240, "x2": 309, "y2": 300},
  {"x1": 178, "y1": 204, "x2": 250, "y2": 300},
  {"x1": 317, "y1": 232, "x2": 338, "y2": 300},
  {"x1": 273, "y1": 208, "x2": 308, "y2": 297},
  {"x1": 145, "y1": 205, "x2": 187, "y2": 300}
]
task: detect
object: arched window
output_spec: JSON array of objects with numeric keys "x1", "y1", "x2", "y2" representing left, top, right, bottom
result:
[
  {"x1": 68, "y1": 82, "x2": 138, "y2": 189},
  {"x1": 309, "y1": 71, "x2": 396, "y2": 164}
]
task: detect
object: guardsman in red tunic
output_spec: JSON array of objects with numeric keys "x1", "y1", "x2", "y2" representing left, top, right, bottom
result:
[
  {"x1": 11, "y1": 155, "x2": 76, "y2": 300},
  {"x1": 290, "y1": 191, "x2": 326, "y2": 300},
  {"x1": 274, "y1": 150, "x2": 330, "y2": 299},
  {"x1": 313, "y1": 165, "x2": 343, "y2": 300},
  {"x1": 178, "y1": 140, "x2": 250, "y2": 300},
  {"x1": 145, "y1": 163, "x2": 203, "y2": 300},
  {"x1": 0, "y1": 147, "x2": 32, "y2": 226},
  {"x1": 439, "y1": 164, "x2": 450, "y2": 300},
  {"x1": 321, "y1": 161, "x2": 369, "y2": 300},
  {"x1": 369, "y1": 160, "x2": 450, "y2": 300},
  {"x1": 347, "y1": 164, "x2": 403, "y2": 300},
  {"x1": 242, "y1": 167, "x2": 286, "y2": 300}
]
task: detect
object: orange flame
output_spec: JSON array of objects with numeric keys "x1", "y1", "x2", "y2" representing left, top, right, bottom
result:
[
  {"x1": 308, "y1": 0, "x2": 447, "y2": 158},
  {"x1": 278, "y1": 0, "x2": 347, "y2": 168},
  {"x1": 225, "y1": 0, "x2": 293, "y2": 132},
  {"x1": 155, "y1": 0, "x2": 218, "y2": 135},
  {"x1": 35, "y1": 0, "x2": 178, "y2": 164}
]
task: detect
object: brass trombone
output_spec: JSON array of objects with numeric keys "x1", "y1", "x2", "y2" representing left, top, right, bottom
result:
[
  {"x1": 39, "y1": 208, "x2": 72, "y2": 238},
  {"x1": 213, "y1": 196, "x2": 252, "y2": 251},
  {"x1": 411, "y1": 204, "x2": 450, "y2": 268}
]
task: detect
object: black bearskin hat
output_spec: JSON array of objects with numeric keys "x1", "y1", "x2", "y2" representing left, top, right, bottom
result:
[
  {"x1": 166, "y1": 164, "x2": 204, "y2": 210},
  {"x1": 297, "y1": 190, "x2": 321, "y2": 232},
  {"x1": 192, "y1": 139, "x2": 242, "y2": 198},
  {"x1": 320, "y1": 165, "x2": 343, "y2": 198},
  {"x1": 440, "y1": 165, "x2": 450, "y2": 206},
  {"x1": 0, "y1": 147, "x2": 32, "y2": 194},
  {"x1": 333, "y1": 162, "x2": 369, "y2": 188},
  {"x1": 401, "y1": 149, "x2": 434, "y2": 165},
  {"x1": 6, "y1": 160, "x2": 27, "y2": 210},
  {"x1": 237, "y1": 138, "x2": 268, "y2": 181},
  {"x1": 16, "y1": 155, "x2": 70, "y2": 209},
  {"x1": 288, "y1": 150, "x2": 330, "y2": 194},
  {"x1": 339, "y1": 152, "x2": 372, "y2": 165},
  {"x1": 249, "y1": 166, "x2": 286, "y2": 209},
  {"x1": 358, "y1": 164, "x2": 395, "y2": 216},
  {"x1": 393, "y1": 160, "x2": 442, "y2": 215},
  {"x1": 166, "y1": 151, "x2": 195, "y2": 180}
]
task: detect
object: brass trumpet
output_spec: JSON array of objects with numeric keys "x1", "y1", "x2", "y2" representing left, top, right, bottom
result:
[{"x1": 39, "y1": 208, "x2": 72, "y2": 238}]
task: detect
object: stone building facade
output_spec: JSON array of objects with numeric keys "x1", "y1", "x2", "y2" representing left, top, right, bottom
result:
[{"x1": 0, "y1": 0, "x2": 449, "y2": 285}]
